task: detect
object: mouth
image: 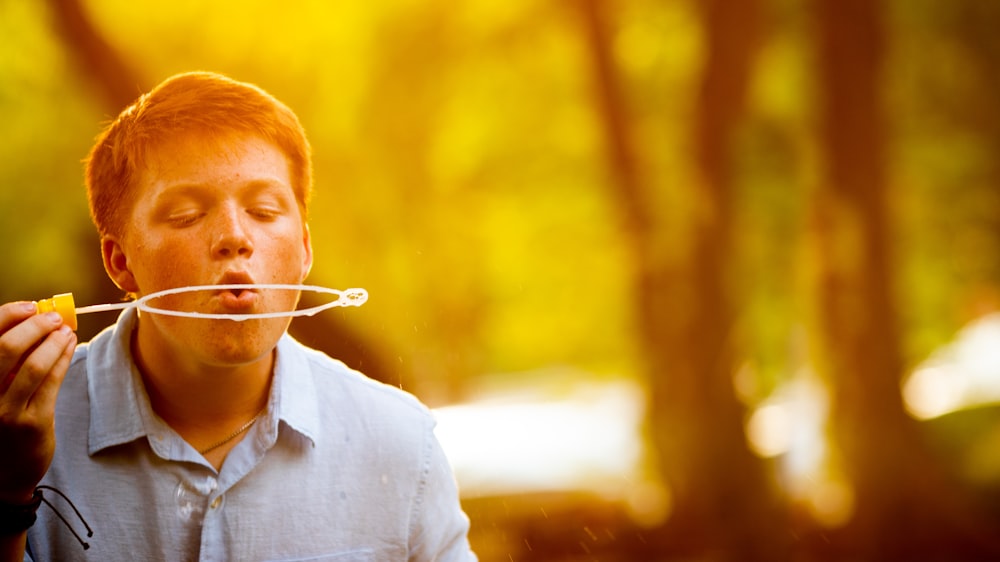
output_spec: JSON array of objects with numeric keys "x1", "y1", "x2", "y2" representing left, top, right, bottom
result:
[{"x1": 214, "y1": 273, "x2": 259, "y2": 311}]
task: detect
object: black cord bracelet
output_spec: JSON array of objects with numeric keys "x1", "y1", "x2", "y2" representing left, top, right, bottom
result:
[
  {"x1": 0, "y1": 489, "x2": 42, "y2": 537},
  {"x1": 0, "y1": 487, "x2": 92, "y2": 549}
]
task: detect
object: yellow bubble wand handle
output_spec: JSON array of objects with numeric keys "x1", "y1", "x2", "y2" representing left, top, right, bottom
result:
[{"x1": 34, "y1": 293, "x2": 78, "y2": 331}]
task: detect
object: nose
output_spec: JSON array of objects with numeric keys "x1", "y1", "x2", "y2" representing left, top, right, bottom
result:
[{"x1": 210, "y1": 205, "x2": 254, "y2": 259}]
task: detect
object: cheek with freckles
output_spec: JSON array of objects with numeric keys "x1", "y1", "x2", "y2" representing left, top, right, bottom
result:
[{"x1": 127, "y1": 232, "x2": 208, "y2": 293}]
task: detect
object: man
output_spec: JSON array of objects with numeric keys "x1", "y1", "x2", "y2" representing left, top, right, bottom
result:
[{"x1": 0, "y1": 72, "x2": 476, "y2": 561}]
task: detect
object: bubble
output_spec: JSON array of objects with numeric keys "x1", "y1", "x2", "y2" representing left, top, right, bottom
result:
[
  {"x1": 77, "y1": 284, "x2": 368, "y2": 322},
  {"x1": 174, "y1": 477, "x2": 216, "y2": 523}
]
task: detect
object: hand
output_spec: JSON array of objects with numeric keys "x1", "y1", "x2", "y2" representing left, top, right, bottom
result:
[{"x1": 0, "y1": 302, "x2": 77, "y2": 505}]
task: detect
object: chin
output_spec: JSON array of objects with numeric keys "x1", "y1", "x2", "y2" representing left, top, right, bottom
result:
[{"x1": 183, "y1": 317, "x2": 290, "y2": 367}]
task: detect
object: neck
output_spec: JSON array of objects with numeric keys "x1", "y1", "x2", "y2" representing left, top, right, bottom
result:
[{"x1": 131, "y1": 321, "x2": 274, "y2": 431}]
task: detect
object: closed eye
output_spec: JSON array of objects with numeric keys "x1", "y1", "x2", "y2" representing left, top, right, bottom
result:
[
  {"x1": 247, "y1": 207, "x2": 282, "y2": 221},
  {"x1": 167, "y1": 212, "x2": 204, "y2": 227}
]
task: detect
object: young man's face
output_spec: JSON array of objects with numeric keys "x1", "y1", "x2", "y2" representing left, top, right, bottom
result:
[{"x1": 105, "y1": 131, "x2": 313, "y2": 367}]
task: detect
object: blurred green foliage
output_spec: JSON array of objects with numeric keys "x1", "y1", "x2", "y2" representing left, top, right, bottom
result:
[{"x1": 1, "y1": 1, "x2": 104, "y2": 301}]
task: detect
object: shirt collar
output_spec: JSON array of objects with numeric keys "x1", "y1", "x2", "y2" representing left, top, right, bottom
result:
[
  {"x1": 87, "y1": 307, "x2": 321, "y2": 456},
  {"x1": 272, "y1": 334, "x2": 320, "y2": 447},
  {"x1": 87, "y1": 307, "x2": 149, "y2": 455}
]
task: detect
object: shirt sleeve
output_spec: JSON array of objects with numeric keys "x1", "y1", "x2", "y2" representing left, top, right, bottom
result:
[{"x1": 407, "y1": 423, "x2": 478, "y2": 562}]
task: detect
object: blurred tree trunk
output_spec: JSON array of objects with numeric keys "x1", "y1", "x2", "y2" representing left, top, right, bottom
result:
[
  {"x1": 47, "y1": 0, "x2": 144, "y2": 110},
  {"x1": 812, "y1": 0, "x2": 1000, "y2": 558},
  {"x1": 578, "y1": 0, "x2": 787, "y2": 559}
]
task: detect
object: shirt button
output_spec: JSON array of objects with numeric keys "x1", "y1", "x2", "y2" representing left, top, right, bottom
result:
[{"x1": 210, "y1": 496, "x2": 223, "y2": 510}]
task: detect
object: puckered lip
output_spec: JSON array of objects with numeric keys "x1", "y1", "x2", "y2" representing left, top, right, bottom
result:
[{"x1": 213, "y1": 271, "x2": 259, "y2": 310}]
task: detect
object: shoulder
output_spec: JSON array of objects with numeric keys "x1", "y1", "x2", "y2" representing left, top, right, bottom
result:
[
  {"x1": 281, "y1": 336, "x2": 435, "y2": 428},
  {"x1": 278, "y1": 337, "x2": 441, "y2": 472}
]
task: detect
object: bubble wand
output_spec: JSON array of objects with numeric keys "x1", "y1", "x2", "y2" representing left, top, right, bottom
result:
[{"x1": 35, "y1": 284, "x2": 368, "y2": 331}]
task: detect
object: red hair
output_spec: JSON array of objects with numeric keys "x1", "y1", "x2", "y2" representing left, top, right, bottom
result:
[{"x1": 86, "y1": 71, "x2": 312, "y2": 239}]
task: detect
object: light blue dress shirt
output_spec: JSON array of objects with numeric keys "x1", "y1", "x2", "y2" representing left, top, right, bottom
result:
[{"x1": 26, "y1": 308, "x2": 476, "y2": 561}]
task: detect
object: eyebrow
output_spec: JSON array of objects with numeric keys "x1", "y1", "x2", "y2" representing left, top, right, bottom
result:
[
  {"x1": 240, "y1": 179, "x2": 296, "y2": 199},
  {"x1": 151, "y1": 178, "x2": 293, "y2": 203}
]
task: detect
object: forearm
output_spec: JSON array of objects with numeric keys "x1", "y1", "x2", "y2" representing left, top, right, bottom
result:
[
  {"x1": 0, "y1": 532, "x2": 27, "y2": 562},
  {"x1": 0, "y1": 490, "x2": 38, "y2": 562}
]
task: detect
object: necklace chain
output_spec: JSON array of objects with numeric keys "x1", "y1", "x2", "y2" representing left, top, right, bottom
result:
[{"x1": 198, "y1": 408, "x2": 266, "y2": 455}]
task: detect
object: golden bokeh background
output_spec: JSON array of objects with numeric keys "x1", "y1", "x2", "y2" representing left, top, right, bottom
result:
[{"x1": 4, "y1": 0, "x2": 1000, "y2": 560}]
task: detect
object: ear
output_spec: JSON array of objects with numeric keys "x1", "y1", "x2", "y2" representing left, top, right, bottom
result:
[
  {"x1": 300, "y1": 224, "x2": 314, "y2": 282},
  {"x1": 102, "y1": 236, "x2": 140, "y2": 294}
]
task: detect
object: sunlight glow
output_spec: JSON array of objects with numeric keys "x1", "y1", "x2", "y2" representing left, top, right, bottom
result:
[
  {"x1": 747, "y1": 403, "x2": 791, "y2": 457},
  {"x1": 903, "y1": 312, "x2": 1000, "y2": 420},
  {"x1": 744, "y1": 370, "x2": 856, "y2": 527},
  {"x1": 903, "y1": 365, "x2": 967, "y2": 419},
  {"x1": 745, "y1": 373, "x2": 828, "y2": 474},
  {"x1": 433, "y1": 380, "x2": 644, "y2": 499}
]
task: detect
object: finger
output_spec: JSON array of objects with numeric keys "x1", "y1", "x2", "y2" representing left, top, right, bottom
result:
[
  {"x1": 0, "y1": 301, "x2": 39, "y2": 334},
  {"x1": 26, "y1": 327, "x2": 77, "y2": 417},
  {"x1": 0, "y1": 312, "x2": 64, "y2": 375},
  {"x1": 1, "y1": 318, "x2": 72, "y2": 407}
]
